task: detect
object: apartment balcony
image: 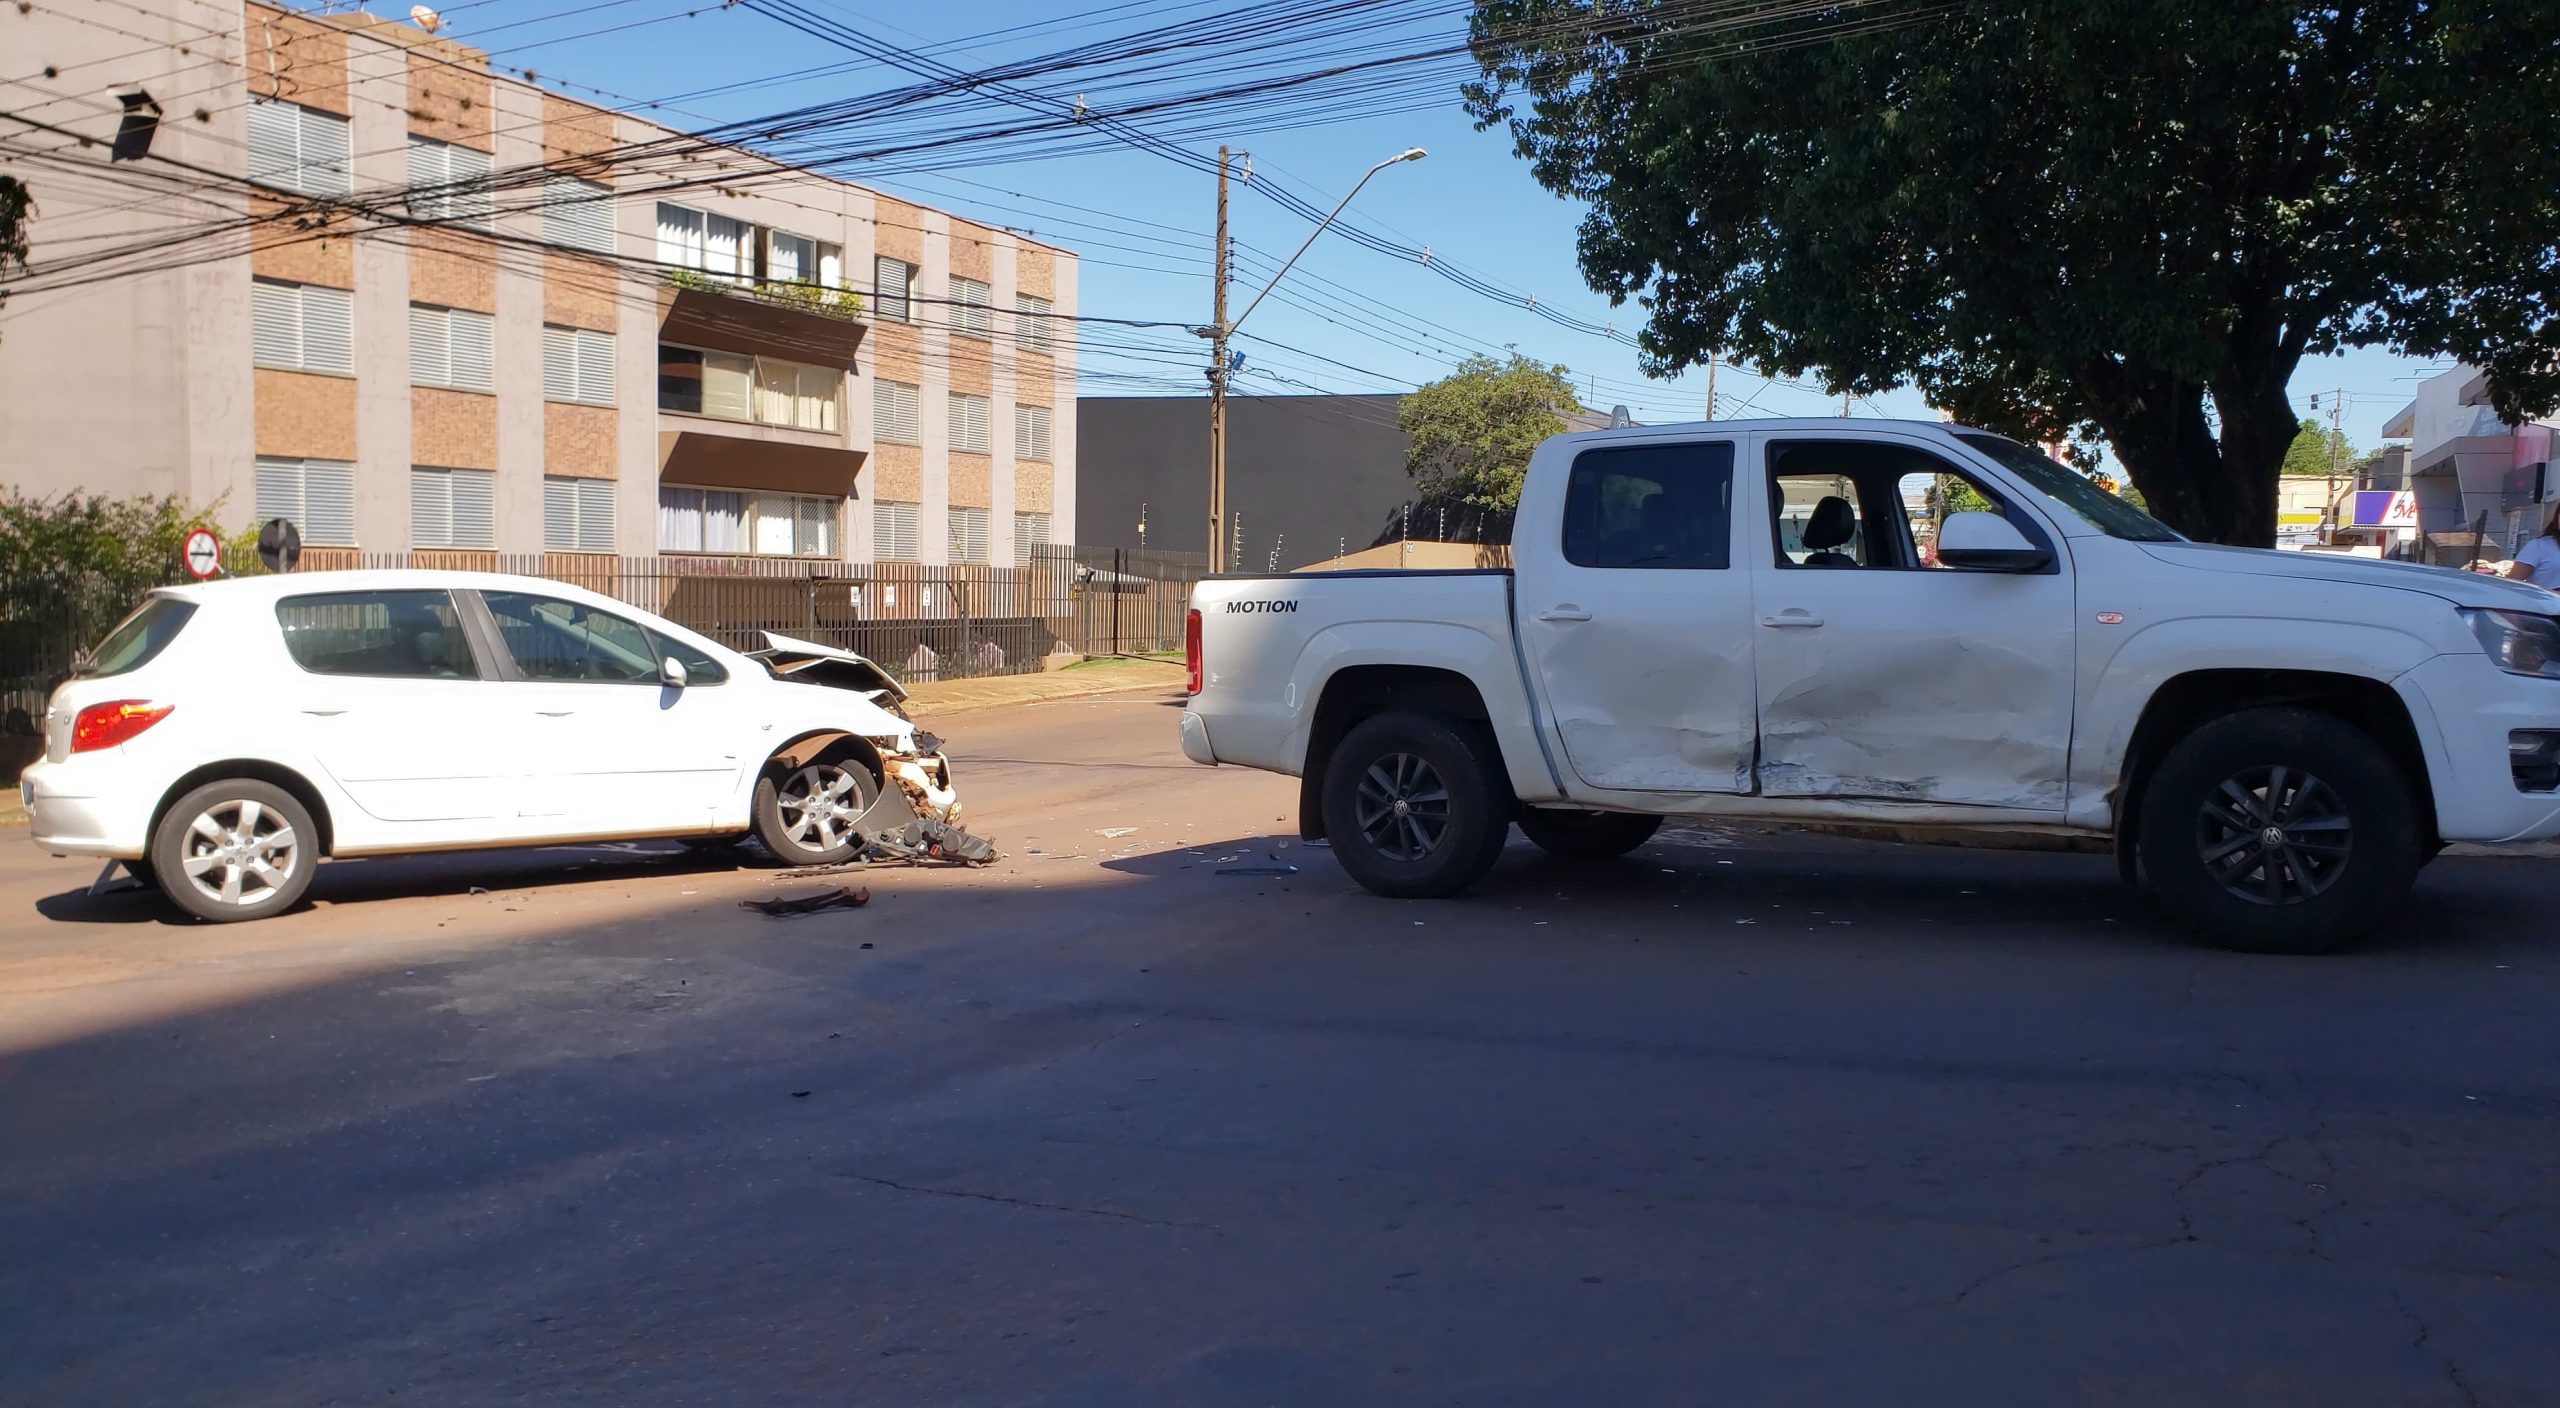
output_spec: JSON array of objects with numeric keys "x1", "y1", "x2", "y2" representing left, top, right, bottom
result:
[
  {"x1": 655, "y1": 272, "x2": 867, "y2": 366},
  {"x1": 658, "y1": 422, "x2": 866, "y2": 501}
]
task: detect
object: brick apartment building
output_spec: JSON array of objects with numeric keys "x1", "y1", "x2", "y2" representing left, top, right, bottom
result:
[{"x1": 0, "y1": 0, "x2": 1077, "y2": 570}]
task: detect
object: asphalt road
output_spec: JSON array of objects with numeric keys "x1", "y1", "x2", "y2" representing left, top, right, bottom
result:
[{"x1": 3, "y1": 689, "x2": 2557, "y2": 1406}]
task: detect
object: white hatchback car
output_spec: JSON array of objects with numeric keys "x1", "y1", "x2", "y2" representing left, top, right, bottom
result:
[{"x1": 22, "y1": 570, "x2": 965, "y2": 921}]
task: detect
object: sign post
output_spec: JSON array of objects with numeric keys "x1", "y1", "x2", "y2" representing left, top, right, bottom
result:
[{"x1": 180, "y1": 527, "x2": 222, "y2": 580}]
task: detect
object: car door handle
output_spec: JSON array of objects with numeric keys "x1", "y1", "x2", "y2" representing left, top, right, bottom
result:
[
  {"x1": 1535, "y1": 607, "x2": 1592, "y2": 623},
  {"x1": 300, "y1": 709, "x2": 345, "y2": 717},
  {"x1": 535, "y1": 709, "x2": 575, "y2": 717},
  {"x1": 1759, "y1": 610, "x2": 1824, "y2": 628}
]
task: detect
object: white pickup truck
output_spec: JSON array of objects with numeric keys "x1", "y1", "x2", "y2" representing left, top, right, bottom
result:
[{"x1": 1180, "y1": 418, "x2": 2560, "y2": 952}]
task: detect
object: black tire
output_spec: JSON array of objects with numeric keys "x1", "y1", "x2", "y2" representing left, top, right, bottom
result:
[
  {"x1": 1516, "y1": 809, "x2": 1663, "y2": 860},
  {"x1": 753, "y1": 753, "x2": 879, "y2": 866},
  {"x1": 2136, "y1": 707, "x2": 2422, "y2": 954},
  {"x1": 149, "y1": 779, "x2": 318, "y2": 923},
  {"x1": 1320, "y1": 712, "x2": 1512, "y2": 899}
]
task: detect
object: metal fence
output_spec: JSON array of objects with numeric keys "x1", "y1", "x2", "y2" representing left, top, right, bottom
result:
[{"x1": 1, "y1": 545, "x2": 1207, "y2": 729}]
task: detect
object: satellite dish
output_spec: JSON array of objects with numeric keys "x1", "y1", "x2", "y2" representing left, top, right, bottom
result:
[
  {"x1": 256, "y1": 517, "x2": 302, "y2": 574},
  {"x1": 410, "y1": 5, "x2": 442, "y2": 32}
]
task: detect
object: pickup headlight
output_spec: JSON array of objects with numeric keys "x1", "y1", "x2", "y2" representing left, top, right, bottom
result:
[{"x1": 2463, "y1": 609, "x2": 2560, "y2": 679}]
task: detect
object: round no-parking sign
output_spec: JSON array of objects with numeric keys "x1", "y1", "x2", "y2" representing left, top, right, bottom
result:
[{"x1": 180, "y1": 527, "x2": 222, "y2": 580}]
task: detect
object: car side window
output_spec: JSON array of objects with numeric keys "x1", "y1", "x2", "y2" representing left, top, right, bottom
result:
[
  {"x1": 1897, "y1": 467, "x2": 2018, "y2": 569},
  {"x1": 480, "y1": 590, "x2": 728, "y2": 685},
  {"x1": 1768, "y1": 439, "x2": 2037, "y2": 571},
  {"x1": 276, "y1": 590, "x2": 482, "y2": 679},
  {"x1": 1560, "y1": 441, "x2": 1734, "y2": 570},
  {"x1": 1771, "y1": 470, "x2": 1873, "y2": 567}
]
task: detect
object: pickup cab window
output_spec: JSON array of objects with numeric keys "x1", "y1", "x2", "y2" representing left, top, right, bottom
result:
[
  {"x1": 1769, "y1": 440, "x2": 2042, "y2": 570},
  {"x1": 1560, "y1": 441, "x2": 1733, "y2": 570}
]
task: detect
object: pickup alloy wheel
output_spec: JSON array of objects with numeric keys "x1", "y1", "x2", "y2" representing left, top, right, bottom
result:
[
  {"x1": 1321, "y1": 712, "x2": 1512, "y2": 899},
  {"x1": 2137, "y1": 707, "x2": 2420, "y2": 955}
]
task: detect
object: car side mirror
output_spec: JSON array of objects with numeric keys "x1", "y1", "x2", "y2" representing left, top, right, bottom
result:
[
  {"x1": 1935, "y1": 511, "x2": 2051, "y2": 572},
  {"x1": 659, "y1": 656, "x2": 689, "y2": 688}
]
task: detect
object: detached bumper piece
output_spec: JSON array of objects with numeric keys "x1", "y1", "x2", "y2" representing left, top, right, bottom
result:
[{"x1": 777, "y1": 778, "x2": 1001, "y2": 877}]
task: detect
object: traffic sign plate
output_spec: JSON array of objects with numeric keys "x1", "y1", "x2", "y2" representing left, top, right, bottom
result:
[{"x1": 181, "y1": 527, "x2": 222, "y2": 580}]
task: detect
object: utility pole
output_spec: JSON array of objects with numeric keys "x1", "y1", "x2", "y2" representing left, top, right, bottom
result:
[
  {"x1": 2317, "y1": 387, "x2": 2346, "y2": 543},
  {"x1": 1840, "y1": 390, "x2": 1852, "y2": 417},
  {"x1": 1206, "y1": 145, "x2": 1233, "y2": 573},
  {"x1": 1704, "y1": 352, "x2": 1718, "y2": 421}
]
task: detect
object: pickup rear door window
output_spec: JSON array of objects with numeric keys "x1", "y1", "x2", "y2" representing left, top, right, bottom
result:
[{"x1": 1562, "y1": 443, "x2": 1733, "y2": 570}]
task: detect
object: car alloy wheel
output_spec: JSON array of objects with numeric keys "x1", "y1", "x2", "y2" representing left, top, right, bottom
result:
[
  {"x1": 1354, "y1": 751, "x2": 1451, "y2": 862},
  {"x1": 176, "y1": 796, "x2": 302, "y2": 910},
  {"x1": 2195, "y1": 764, "x2": 2354, "y2": 906},
  {"x1": 775, "y1": 763, "x2": 869, "y2": 855}
]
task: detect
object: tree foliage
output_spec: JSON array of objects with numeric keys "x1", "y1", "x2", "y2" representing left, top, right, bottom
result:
[
  {"x1": 0, "y1": 175, "x2": 29, "y2": 323},
  {"x1": 0, "y1": 489, "x2": 256, "y2": 622},
  {"x1": 1464, "y1": 1, "x2": 2560, "y2": 545},
  {"x1": 2279, "y1": 417, "x2": 2362, "y2": 479},
  {"x1": 1397, "y1": 352, "x2": 1584, "y2": 513}
]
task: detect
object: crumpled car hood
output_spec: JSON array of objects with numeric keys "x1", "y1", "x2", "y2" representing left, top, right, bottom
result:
[{"x1": 752, "y1": 631, "x2": 909, "y2": 703}]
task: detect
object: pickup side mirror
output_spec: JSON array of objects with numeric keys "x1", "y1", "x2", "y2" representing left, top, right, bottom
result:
[
  {"x1": 1935, "y1": 511, "x2": 2052, "y2": 572},
  {"x1": 659, "y1": 655, "x2": 689, "y2": 688}
]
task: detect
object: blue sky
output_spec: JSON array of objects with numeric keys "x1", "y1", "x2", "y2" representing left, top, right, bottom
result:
[{"x1": 444, "y1": 0, "x2": 2436, "y2": 454}]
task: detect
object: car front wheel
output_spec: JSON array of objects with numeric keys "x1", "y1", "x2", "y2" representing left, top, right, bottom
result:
[
  {"x1": 150, "y1": 780, "x2": 318, "y2": 923},
  {"x1": 2136, "y1": 707, "x2": 2422, "y2": 954},
  {"x1": 754, "y1": 756, "x2": 878, "y2": 866}
]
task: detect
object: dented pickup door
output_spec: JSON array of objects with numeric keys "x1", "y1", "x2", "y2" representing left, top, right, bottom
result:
[
  {"x1": 1515, "y1": 435, "x2": 1759, "y2": 794},
  {"x1": 1744, "y1": 430, "x2": 2077, "y2": 810}
]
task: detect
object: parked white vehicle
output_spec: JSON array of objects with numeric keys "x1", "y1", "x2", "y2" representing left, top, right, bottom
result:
[
  {"x1": 23, "y1": 571, "x2": 968, "y2": 921},
  {"x1": 1182, "y1": 419, "x2": 2560, "y2": 953}
]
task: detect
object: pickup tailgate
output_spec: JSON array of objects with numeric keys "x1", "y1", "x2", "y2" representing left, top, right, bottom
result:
[{"x1": 1184, "y1": 568, "x2": 1528, "y2": 777}]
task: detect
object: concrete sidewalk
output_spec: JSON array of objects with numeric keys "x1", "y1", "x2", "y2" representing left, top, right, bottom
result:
[{"x1": 901, "y1": 658, "x2": 1184, "y2": 718}]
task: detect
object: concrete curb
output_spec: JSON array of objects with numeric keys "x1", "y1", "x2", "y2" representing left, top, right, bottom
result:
[{"x1": 902, "y1": 664, "x2": 1183, "y2": 719}]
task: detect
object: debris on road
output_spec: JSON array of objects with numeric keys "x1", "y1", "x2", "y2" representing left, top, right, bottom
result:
[
  {"x1": 741, "y1": 886, "x2": 872, "y2": 917},
  {"x1": 1096, "y1": 827, "x2": 1139, "y2": 839},
  {"x1": 1216, "y1": 865, "x2": 1299, "y2": 877}
]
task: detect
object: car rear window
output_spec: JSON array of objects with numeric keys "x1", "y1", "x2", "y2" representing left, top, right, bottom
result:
[
  {"x1": 276, "y1": 590, "x2": 482, "y2": 678},
  {"x1": 80, "y1": 596, "x2": 196, "y2": 678}
]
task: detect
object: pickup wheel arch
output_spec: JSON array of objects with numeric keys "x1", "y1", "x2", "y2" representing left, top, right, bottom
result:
[
  {"x1": 1298, "y1": 665, "x2": 1497, "y2": 842},
  {"x1": 2114, "y1": 669, "x2": 2437, "y2": 879}
]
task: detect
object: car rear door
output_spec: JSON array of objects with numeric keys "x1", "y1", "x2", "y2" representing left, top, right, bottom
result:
[
  {"x1": 1745, "y1": 431, "x2": 2078, "y2": 810},
  {"x1": 1513, "y1": 435, "x2": 1760, "y2": 794},
  {"x1": 275, "y1": 587, "x2": 522, "y2": 833},
  {"x1": 471, "y1": 589, "x2": 745, "y2": 836}
]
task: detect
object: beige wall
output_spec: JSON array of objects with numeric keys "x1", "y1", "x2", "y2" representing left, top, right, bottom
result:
[
  {"x1": 544, "y1": 405, "x2": 619, "y2": 477},
  {"x1": 412, "y1": 391, "x2": 498, "y2": 470},
  {"x1": 254, "y1": 371, "x2": 359, "y2": 461}
]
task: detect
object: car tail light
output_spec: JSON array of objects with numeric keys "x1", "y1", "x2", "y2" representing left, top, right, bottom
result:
[
  {"x1": 1185, "y1": 609, "x2": 1204, "y2": 695},
  {"x1": 70, "y1": 700, "x2": 172, "y2": 753}
]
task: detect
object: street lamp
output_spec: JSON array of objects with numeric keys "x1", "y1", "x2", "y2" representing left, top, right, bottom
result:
[{"x1": 1204, "y1": 146, "x2": 1425, "y2": 571}]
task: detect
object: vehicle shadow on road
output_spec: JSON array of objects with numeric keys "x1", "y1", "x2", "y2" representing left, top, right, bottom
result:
[{"x1": 31, "y1": 841, "x2": 765, "y2": 926}]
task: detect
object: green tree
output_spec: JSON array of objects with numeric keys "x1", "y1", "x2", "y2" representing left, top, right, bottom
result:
[
  {"x1": 1397, "y1": 352, "x2": 1583, "y2": 513},
  {"x1": 2280, "y1": 417, "x2": 2361, "y2": 479},
  {"x1": 1464, "y1": 1, "x2": 2560, "y2": 545},
  {"x1": 0, "y1": 175, "x2": 29, "y2": 321}
]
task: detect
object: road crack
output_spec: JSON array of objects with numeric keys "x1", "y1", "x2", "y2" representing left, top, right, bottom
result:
[
  {"x1": 835, "y1": 1171, "x2": 1206, "y2": 1230},
  {"x1": 2393, "y1": 1290, "x2": 2481, "y2": 1408}
]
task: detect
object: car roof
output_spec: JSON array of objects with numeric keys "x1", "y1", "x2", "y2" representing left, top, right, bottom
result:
[
  {"x1": 1549, "y1": 416, "x2": 1995, "y2": 448},
  {"x1": 154, "y1": 568, "x2": 623, "y2": 608}
]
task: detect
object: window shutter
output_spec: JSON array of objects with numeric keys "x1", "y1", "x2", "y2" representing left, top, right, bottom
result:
[
  {"x1": 949, "y1": 277, "x2": 990, "y2": 337},
  {"x1": 542, "y1": 476, "x2": 577, "y2": 550},
  {"x1": 950, "y1": 393, "x2": 989, "y2": 453},
  {"x1": 247, "y1": 102, "x2": 297, "y2": 189},
  {"x1": 576, "y1": 329, "x2": 615, "y2": 405},
  {"x1": 576, "y1": 478, "x2": 617, "y2": 552},
  {"x1": 254, "y1": 457, "x2": 302, "y2": 525},
  {"x1": 411, "y1": 467, "x2": 453, "y2": 547},
  {"x1": 542, "y1": 326, "x2": 577, "y2": 402},
  {"x1": 1015, "y1": 511, "x2": 1051, "y2": 564},
  {"x1": 409, "y1": 306, "x2": 449, "y2": 388},
  {"x1": 452, "y1": 469, "x2": 495, "y2": 547},
  {"x1": 301, "y1": 107, "x2": 353, "y2": 196},
  {"x1": 702, "y1": 351, "x2": 753, "y2": 421},
  {"x1": 874, "y1": 257, "x2": 910, "y2": 323},
  {"x1": 544, "y1": 175, "x2": 615, "y2": 254},
  {"x1": 450, "y1": 310, "x2": 494, "y2": 392},
  {"x1": 1014, "y1": 403, "x2": 1051, "y2": 460},
  {"x1": 299, "y1": 286, "x2": 353, "y2": 374},
  {"x1": 875, "y1": 502, "x2": 918, "y2": 561},
  {"x1": 303, "y1": 461, "x2": 357, "y2": 545},
  {"x1": 875, "y1": 379, "x2": 918, "y2": 443},
  {"x1": 450, "y1": 145, "x2": 493, "y2": 229},
  {"x1": 251, "y1": 280, "x2": 298, "y2": 369},
  {"x1": 406, "y1": 138, "x2": 445, "y2": 219},
  {"x1": 1016, "y1": 294, "x2": 1052, "y2": 351},
  {"x1": 948, "y1": 506, "x2": 989, "y2": 564}
]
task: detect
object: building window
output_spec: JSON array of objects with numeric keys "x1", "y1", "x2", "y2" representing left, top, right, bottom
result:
[
  {"x1": 405, "y1": 137, "x2": 492, "y2": 228},
  {"x1": 246, "y1": 100, "x2": 351, "y2": 197},
  {"x1": 1014, "y1": 510, "x2": 1052, "y2": 564},
  {"x1": 410, "y1": 467, "x2": 496, "y2": 548},
  {"x1": 948, "y1": 505, "x2": 990, "y2": 564},
  {"x1": 542, "y1": 475, "x2": 617, "y2": 553},
  {"x1": 1016, "y1": 293, "x2": 1053, "y2": 352},
  {"x1": 657, "y1": 346, "x2": 839, "y2": 430},
  {"x1": 950, "y1": 392, "x2": 990, "y2": 453},
  {"x1": 542, "y1": 174, "x2": 616, "y2": 255},
  {"x1": 409, "y1": 305, "x2": 494, "y2": 393},
  {"x1": 948, "y1": 275, "x2": 991, "y2": 338},
  {"x1": 251, "y1": 279, "x2": 353, "y2": 375},
  {"x1": 658, "y1": 486, "x2": 837, "y2": 558},
  {"x1": 254, "y1": 457, "x2": 357, "y2": 547},
  {"x1": 767, "y1": 230, "x2": 816, "y2": 285},
  {"x1": 874, "y1": 501, "x2": 920, "y2": 562},
  {"x1": 1014, "y1": 402, "x2": 1052, "y2": 461},
  {"x1": 874, "y1": 378, "x2": 920, "y2": 444},
  {"x1": 873, "y1": 257, "x2": 913, "y2": 323},
  {"x1": 543, "y1": 325, "x2": 615, "y2": 405},
  {"x1": 655, "y1": 202, "x2": 745, "y2": 281}
]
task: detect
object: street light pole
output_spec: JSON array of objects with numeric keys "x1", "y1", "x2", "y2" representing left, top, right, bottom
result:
[{"x1": 1204, "y1": 145, "x2": 1425, "y2": 573}]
